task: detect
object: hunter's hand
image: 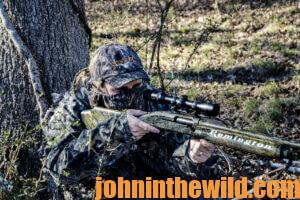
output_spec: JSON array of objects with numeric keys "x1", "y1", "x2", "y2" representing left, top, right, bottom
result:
[
  {"x1": 127, "y1": 109, "x2": 160, "y2": 140},
  {"x1": 188, "y1": 139, "x2": 215, "y2": 164}
]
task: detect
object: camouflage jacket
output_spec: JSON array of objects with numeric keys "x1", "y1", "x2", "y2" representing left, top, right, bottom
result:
[{"x1": 43, "y1": 85, "x2": 220, "y2": 191}]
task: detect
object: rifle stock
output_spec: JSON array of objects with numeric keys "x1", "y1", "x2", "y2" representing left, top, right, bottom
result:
[{"x1": 81, "y1": 107, "x2": 300, "y2": 159}]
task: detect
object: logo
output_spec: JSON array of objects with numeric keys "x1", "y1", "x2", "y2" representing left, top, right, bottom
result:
[
  {"x1": 111, "y1": 56, "x2": 134, "y2": 71},
  {"x1": 207, "y1": 130, "x2": 274, "y2": 151}
]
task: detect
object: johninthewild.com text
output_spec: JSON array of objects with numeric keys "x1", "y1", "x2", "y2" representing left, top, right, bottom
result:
[{"x1": 95, "y1": 177, "x2": 299, "y2": 199}]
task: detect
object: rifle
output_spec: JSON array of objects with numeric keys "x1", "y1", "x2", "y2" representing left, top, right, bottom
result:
[{"x1": 81, "y1": 90, "x2": 300, "y2": 160}]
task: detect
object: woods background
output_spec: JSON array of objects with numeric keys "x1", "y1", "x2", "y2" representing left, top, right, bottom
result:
[{"x1": 0, "y1": 0, "x2": 299, "y2": 199}]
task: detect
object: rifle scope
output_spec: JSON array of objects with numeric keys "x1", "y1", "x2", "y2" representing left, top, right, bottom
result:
[{"x1": 145, "y1": 91, "x2": 220, "y2": 116}]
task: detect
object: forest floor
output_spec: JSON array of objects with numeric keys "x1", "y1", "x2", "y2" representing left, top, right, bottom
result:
[{"x1": 86, "y1": 0, "x2": 300, "y2": 179}]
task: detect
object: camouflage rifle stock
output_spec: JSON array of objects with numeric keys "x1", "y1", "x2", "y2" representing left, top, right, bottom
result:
[{"x1": 81, "y1": 91, "x2": 300, "y2": 159}]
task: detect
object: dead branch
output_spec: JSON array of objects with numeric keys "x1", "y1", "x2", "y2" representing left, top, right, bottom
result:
[
  {"x1": 0, "y1": 0, "x2": 49, "y2": 121},
  {"x1": 149, "y1": 0, "x2": 174, "y2": 90}
]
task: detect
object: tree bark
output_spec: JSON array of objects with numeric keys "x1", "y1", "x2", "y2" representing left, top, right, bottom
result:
[{"x1": 0, "y1": 0, "x2": 89, "y2": 133}]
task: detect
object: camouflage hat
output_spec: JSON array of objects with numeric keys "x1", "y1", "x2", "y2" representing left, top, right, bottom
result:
[{"x1": 89, "y1": 44, "x2": 150, "y2": 88}]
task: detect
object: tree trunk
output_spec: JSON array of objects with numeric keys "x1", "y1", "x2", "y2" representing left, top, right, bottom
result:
[{"x1": 0, "y1": 0, "x2": 89, "y2": 133}]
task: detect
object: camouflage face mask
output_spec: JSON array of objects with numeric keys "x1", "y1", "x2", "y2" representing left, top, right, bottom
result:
[{"x1": 90, "y1": 84, "x2": 147, "y2": 110}]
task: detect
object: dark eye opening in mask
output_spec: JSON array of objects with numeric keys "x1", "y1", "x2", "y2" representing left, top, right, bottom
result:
[{"x1": 117, "y1": 82, "x2": 143, "y2": 93}]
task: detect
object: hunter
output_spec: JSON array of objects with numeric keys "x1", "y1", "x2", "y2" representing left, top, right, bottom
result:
[{"x1": 43, "y1": 44, "x2": 220, "y2": 199}]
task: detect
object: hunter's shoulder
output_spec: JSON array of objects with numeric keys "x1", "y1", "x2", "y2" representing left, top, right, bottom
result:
[
  {"x1": 52, "y1": 87, "x2": 91, "y2": 110},
  {"x1": 44, "y1": 87, "x2": 91, "y2": 127},
  {"x1": 43, "y1": 87, "x2": 90, "y2": 143}
]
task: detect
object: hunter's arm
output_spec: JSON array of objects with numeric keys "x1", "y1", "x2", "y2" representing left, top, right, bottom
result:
[{"x1": 171, "y1": 137, "x2": 220, "y2": 179}]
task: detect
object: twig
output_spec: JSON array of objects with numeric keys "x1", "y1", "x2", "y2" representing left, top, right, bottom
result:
[
  {"x1": 0, "y1": 1, "x2": 49, "y2": 121},
  {"x1": 5, "y1": 124, "x2": 27, "y2": 179},
  {"x1": 35, "y1": 157, "x2": 47, "y2": 189},
  {"x1": 155, "y1": 0, "x2": 162, "y2": 11},
  {"x1": 184, "y1": 30, "x2": 210, "y2": 70},
  {"x1": 267, "y1": 164, "x2": 287, "y2": 175},
  {"x1": 149, "y1": 0, "x2": 174, "y2": 90},
  {"x1": 165, "y1": 28, "x2": 212, "y2": 88},
  {"x1": 136, "y1": 32, "x2": 156, "y2": 52},
  {"x1": 145, "y1": 0, "x2": 149, "y2": 69},
  {"x1": 148, "y1": 35, "x2": 158, "y2": 74},
  {"x1": 216, "y1": 146, "x2": 232, "y2": 173},
  {"x1": 156, "y1": 32, "x2": 165, "y2": 90}
]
